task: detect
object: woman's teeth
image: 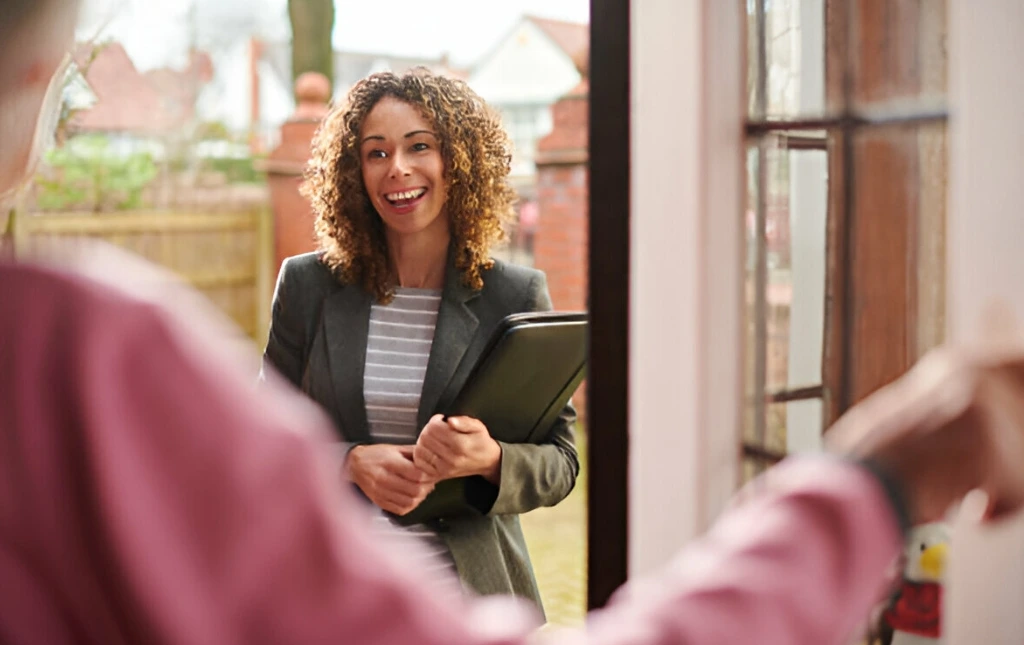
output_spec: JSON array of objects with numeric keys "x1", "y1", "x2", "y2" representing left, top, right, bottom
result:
[{"x1": 386, "y1": 188, "x2": 426, "y2": 202}]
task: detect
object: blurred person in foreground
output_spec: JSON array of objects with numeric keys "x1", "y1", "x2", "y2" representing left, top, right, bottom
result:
[{"x1": 5, "y1": 2, "x2": 1024, "y2": 644}]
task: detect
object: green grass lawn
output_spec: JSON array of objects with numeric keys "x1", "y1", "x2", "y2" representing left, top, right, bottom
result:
[{"x1": 520, "y1": 430, "x2": 588, "y2": 627}]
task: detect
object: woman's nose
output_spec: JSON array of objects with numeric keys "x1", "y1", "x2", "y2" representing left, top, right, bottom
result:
[{"x1": 388, "y1": 151, "x2": 411, "y2": 177}]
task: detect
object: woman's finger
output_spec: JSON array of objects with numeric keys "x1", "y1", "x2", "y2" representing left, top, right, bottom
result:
[
  {"x1": 418, "y1": 429, "x2": 462, "y2": 460},
  {"x1": 371, "y1": 488, "x2": 415, "y2": 515},
  {"x1": 412, "y1": 444, "x2": 442, "y2": 477},
  {"x1": 447, "y1": 416, "x2": 487, "y2": 434},
  {"x1": 383, "y1": 478, "x2": 425, "y2": 501}
]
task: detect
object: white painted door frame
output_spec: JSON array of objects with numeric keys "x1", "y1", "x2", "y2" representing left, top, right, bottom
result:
[
  {"x1": 946, "y1": 2, "x2": 1024, "y2": 643},
  {"x1": 629, "y1": 0, "x2": 744, "y2": 576}
]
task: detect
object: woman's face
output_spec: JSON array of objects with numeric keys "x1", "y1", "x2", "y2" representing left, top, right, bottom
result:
[{"x1": 359, "y1": 96, "x2": 449, "y2": 241}]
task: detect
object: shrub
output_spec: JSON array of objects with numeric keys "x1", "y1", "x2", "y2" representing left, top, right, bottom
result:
[{"x1": 35, "y1": 135, "x2": 158, "y2": 211}]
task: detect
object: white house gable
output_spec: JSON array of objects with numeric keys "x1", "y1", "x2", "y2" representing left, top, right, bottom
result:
[{"x1": 468, "y1": 19, "x2": 581, "y2": 106}]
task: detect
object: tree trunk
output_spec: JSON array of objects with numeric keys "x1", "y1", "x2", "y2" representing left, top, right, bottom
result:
[{"x1": 288, "y1": 0, "x2": 335, "y2": 95}]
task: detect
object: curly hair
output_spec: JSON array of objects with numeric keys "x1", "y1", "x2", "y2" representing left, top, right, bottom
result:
[{"x1": 301, "y1": 68, "x2": 517, "y2": 303}]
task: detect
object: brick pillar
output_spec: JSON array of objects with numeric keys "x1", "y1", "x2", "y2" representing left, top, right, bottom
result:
[
  {"x1": 534, "y1": 80, "x2": 589, "y2": 420},
  {"x1": 263, "y1": 72, "x2": 330, "y2": 279},
  {"x1": 535, "y1": 81, "x2": 589, "y2": 310}
]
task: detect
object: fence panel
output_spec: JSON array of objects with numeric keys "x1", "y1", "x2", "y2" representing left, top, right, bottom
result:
[{"x1": 14, "y1": 209, "x2": 274, "y2": 346}]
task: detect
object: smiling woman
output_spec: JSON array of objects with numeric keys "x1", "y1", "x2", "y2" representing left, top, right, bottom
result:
[
  {"x1": 262, "y1": 68, "x2": 580, "y2": 617},
  {"x1": 304, "y1": 69, "x2": 518, "y2": 302}
]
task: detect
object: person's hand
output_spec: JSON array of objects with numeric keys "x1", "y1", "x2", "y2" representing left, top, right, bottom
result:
[
  {"x1": 827, "y1": 342, "x2": 1024, "y2": 525},
  {"x1": 413, "y1": 415, "x2": 502, "y2": 484},
  {"x1": 347, "y1": 444, "x2": 436, "y2": 516}
]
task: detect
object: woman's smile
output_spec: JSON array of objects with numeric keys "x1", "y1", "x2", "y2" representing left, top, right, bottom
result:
[{"x1": 383, "y1": 187, "x2": 429, "y2": 213}]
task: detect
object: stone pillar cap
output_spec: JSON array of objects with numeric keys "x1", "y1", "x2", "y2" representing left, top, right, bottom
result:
[{"x1": 293, "y1": 72, "x2": 331, "y2": 121}]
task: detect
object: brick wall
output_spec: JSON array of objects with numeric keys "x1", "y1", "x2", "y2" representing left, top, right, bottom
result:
[
  {"x1": 534, "y1": 81, "x2": 590, "y2": 420},
  {"x1": 535, "y1": 80, "x2": 589, "y2": 312},
  {"x1": 535, "y1": 165, "x2": 588, "y2": 310}
]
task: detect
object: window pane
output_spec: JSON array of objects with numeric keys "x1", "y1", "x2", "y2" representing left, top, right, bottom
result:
[
  {"x1": 746, "y1": 138, "x2": 828, "y2": 393},
  {"x1": 763, "y1": 399, "x2": 822, "y2": 457},
  {"x1": 746, "y1": 0, "x2": 949, "y2": 121},
  {"x1": 848, "y1": 0, "x2": 947, "y2": 111},
  {"x1": 744, "y1": 143, "x2": 767, "y2": 449},
  {"x1": 742, "y1": 457, "x2": 767, "y2": 485},
  {"x1": 914, "y1": 125, "x2": 948, "y2": 358},
  {"x1": 780, "y1": 398, "x2": 824, "y2": 453},
  {"x1": 747, "y1": 0, "x2": 826, "y2": 119},
  {"x1": 774, "y1": 144, "x2": 827, "y2": 392},
  {"x1": 742, "y1": 397, "x2": 823, "y2": 485},
  {"x1": 744, "y1": 136, "x2": 827, "y2": 464},
  {"x1": 749, "y1": 398, "x2": 825, "y2": 462}
]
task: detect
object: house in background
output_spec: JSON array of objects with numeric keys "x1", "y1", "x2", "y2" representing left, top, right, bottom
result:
[
  {"x1": 61, "y1": 13, "x2": 588, "y2": 201},
  {"x1": 67, "y1": 42, "x2": 215, "y2": 157},
  {"x1": 195, "y1": 13, "x2": 586, "y2": 177},
  {"x1": 233, "y1": 41, "x2": 465, "y2": 152},
  {"x1": 236, "y1": 14, "x2": 586, "y2": 196},
  {"x1": 467, "y1": 15, "x2": 588, "y2": 201},
  {"x1": 257, "y1": 42, "x2": 465, "y2": 102}
]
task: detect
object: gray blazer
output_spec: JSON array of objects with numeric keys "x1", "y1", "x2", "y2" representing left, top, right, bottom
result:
[{"x1": 262, "y1": 251, "x2": 579, "y2": 611}]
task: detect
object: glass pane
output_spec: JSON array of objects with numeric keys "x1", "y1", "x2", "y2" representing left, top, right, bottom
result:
[
  {"x1": 747, "y1": 0, "x2": 949, "y2": 121},
  {"x1": 780, "y1": 398, "x2": 824, "y2": 454},
  {"x1": 744, "y1": 144, "x2": 761, "y2": 447},
  {"x1": 742, "y1": 456, "x2": 767, "y2": 485},
  {"x1": 914, "y1": 125, "x2": 948, "y2": 358},
  {"x1": 846, "y1": 122, "x2": 948, "y2": 401},
  {"x1": 744, "y1": 136, "x2": 828, "y2": 452},
  {"x1": 763, "y1": 141, "x2": 828, "y2": 392},
  {"x1": 742, "y1": 396, "x2": 823, "y2": 485},
  {"x1": 747, "y1": 0, "x2": 826, "y2": 119},
  {"x1": 849, "y1": 0, "x2": 948, "y2": 111},
  {"x1": 37, "y1": 1, "x2": 594, "y2": 631},
  {"x1": 765, "y1": 399, "x2": 787, "y2": 455},
  {"x1": 755, "y1": 398, "x2": 826, "y2": 460}
]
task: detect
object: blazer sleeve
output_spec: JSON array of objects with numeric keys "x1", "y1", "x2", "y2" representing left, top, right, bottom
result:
[
  {"x1": 261, "y1": 257, "x2": 306, "y2": 390},
  {"x1": 486, "y1": 272, "x2": 580, "y2": 516}
]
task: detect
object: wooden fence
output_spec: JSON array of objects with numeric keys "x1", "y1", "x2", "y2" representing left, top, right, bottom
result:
[{"x1": 12, "y1": 209, "x2": 275, "y2": 345}]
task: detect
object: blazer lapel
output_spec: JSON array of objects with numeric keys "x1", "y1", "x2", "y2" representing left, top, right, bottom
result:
[
  {"x1": 417, "y1": 264, "x2": 480, "y2": 429},
  {"x1": 322, "y1": 284, "x2": 373, "y2": 443}
]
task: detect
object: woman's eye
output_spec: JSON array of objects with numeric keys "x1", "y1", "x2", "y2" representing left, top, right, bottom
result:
[
  {"x1": 411, "y1": 142, "x2": 429, "y2": 152},
  {"x1": 367, "y1": 150, "x2": 387, "y2": 159}
]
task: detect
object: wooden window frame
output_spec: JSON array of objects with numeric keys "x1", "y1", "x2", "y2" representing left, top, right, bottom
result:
[
  {"x1": 590, "y1": 0, "x2": 1024, "y2": 639},
  {"x1": 743, "y1": 0, "x2": 950, "y2": 477}
]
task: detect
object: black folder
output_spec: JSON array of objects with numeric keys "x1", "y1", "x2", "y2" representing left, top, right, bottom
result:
[{"x1": 391, "y1": 311, "x2": 588, "y2": 526}]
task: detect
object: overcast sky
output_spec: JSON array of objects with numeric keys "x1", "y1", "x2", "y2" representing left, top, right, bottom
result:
[{"x1": 78, "y1": 0, "x2": 590, "y2": 71}]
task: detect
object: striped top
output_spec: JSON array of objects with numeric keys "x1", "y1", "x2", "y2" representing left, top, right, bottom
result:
[{"x1": 363, "y1": 287, "x2": 462, "y2": 591}]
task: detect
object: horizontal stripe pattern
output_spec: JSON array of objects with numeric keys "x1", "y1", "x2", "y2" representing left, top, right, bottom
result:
[{"x1": 362, "y1": 287, "x2": 459, "y2": 586}]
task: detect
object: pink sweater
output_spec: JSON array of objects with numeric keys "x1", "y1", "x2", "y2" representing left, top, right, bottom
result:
[{"x1": 0, "y1": 261, "x2": 902, "y2": 645}]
